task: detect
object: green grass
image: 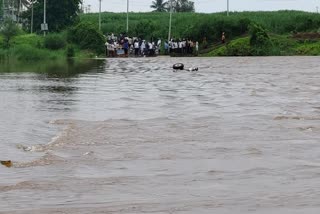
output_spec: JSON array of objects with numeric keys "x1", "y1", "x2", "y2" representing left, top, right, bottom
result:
[
  {"x1": 11, "y1": 34, "x2": 44, "y2": 48},
  {"x1": 204, "y1": 34, "x2": 320, "y2": 56},
  {"x1": 81, "y1": 10, "x2": 320, "y2": 42},
  {"x1": 295, "y1": 41, "x2": 320, "y2": 55},
  {"x1": 0, "y1": 32, "x2": 95, "y2": 62},
  {"x1": 2, "y1": 10, "x2": 320, "y2": 59},
  {"x1": 11, "y1": 44, "x2": 66, "y2": 61},
  {"x1": 0, "y1": 35, "x2": 4, "y2": 48}
]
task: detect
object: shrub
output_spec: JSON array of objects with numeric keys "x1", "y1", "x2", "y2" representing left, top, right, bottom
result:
[
  {"x1": 0, "y1": 36, "x2": 3, "y2": 48},
  {"x1": 226, "y1": 37, "x2": 251, "y2": 56},
  {"x1": 295, "y1": 41, "x2": 320, "y2": 55},
  {"x1": 12, "y1": 34, "x2": 43, "y2": 47},
  {"x1": 12, "y1": 44, "x2": 47, "y2": 61},
  {"x1": 133, "y1": 20, "x2": 156, "y2": 39},
  {"x1": 12, "y1": 44, "x2": 63, "y2": 61},
  {"x1": 206, "y1": 46, "x2": 227, "y2": 56},
  {"x1": 249, "y1": 23, "x2": 272, "y2": 56},
  {"x1": 67, "y1": 22, "x2": 105, "y2": 54},
  {"x1": 66, "y1": 45, "x2": 75, "y2": 58},
  {"x1": 269, "y1": 35, "x2": 298, "y2": 55},
  {"x1": 1, "y1": 20, "x2": 22, "y2": 48},
  {"x1": 44, "y1": 33, "x2": 67, "y2": 50},
  {"x1": 0, "y1": 49, "x2": 9, "y2": 61}
]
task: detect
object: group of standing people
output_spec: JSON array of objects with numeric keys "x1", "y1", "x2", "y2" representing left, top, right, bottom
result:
[
  {"x1": 104, "y1": 32, "x2": 226, "y2": 58},
  {"x1": 165, "y1": 38, "x2": 199, "y2": 55},
  {"x1": 105, "y1": 33, "x2": 161, "y2": 57},
  {"x1": 133, "y1": 39, "x2": 161, "y2": 57}
]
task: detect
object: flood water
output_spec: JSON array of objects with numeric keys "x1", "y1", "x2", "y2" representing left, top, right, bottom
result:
[{"x1": 1, "y1": 57, "x2": 320, "y2": 213}]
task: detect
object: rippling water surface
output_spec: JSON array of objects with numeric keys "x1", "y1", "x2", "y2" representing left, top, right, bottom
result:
[{"x1": 1, "y1": 57, "x2": 320, "y2": 213}]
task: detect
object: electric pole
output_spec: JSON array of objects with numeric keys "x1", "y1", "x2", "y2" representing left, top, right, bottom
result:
[
  {"x1": 99, "y1": 0, "x2": 101, "y2": 31},
  {"x1": 31, "y1": 0, "x2": 34, "y2": 33},
  {"x1": 168, "y1": 0, "x2": 173, "y2": 42},
  {"x1": 43, "y1": 0, "x2": 46, "y2": 36},
  {"x1": 227, "y1": 0, "x2": 229, "y2": 16},
  {"x1": 126, "y1": 0, "x2": 129, "y2": 33}
]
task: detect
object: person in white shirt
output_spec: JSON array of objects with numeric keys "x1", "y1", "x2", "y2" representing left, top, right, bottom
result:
[
  {"x1": 134, "y1": 40, "x2": 139, "y2": 56},
  {"x1": 140, "y1": 41, "x2": 146, "y2": 56},
  {"x1": 196, "y1": 41, "x2": 199, "y2": 54}
]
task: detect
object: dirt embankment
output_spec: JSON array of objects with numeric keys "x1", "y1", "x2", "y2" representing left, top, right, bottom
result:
[{"x1": 292, "y1": 32, "x2": 320, "y2": 40}]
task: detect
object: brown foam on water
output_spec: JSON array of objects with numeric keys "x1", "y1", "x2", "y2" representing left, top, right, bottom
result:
[
  {"x1": 0, "y1": 180, "x2": 63, "y2": 193},
  {"x1": 17, "y1": 119, "x2": 80, "y2": 153},
  {"x1": 274, "y1": 115, "x2": 320, "y2": 120},
  {"x1": 13, "y1": 153, "x2": 65, "y2": 168}
]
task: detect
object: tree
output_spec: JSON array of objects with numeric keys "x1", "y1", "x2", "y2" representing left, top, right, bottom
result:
[
  {"x1": 249, "y1": 23, "x2": 271, "y2": 56},
  {"x1": 14, "y1": 0, "x2": 31, "y2": 10},
  {"x1": 133, "y1": 20, "x2": 156, "y2": 39},
  {"x1": 150, "y1": 0, "x2": 168, "y2": 12},
  {"x1": 1, "y1": 19, "x2": 21, "y2": 48},
  {"x1": 172, "y1": 0, "x2": 195, "y2": 12},
  {"x1": 13, "y1": 0, "x2": 31, "y2": 22},
  {"x1": 22, "y1": 0, "x2": 81, "y2": 32},
  {"x1": 0, "y1": 1, "x2": 3, "y2": 20},
  {"x1": 67, "y1": 22, "x2": 105, "y2": 54}
]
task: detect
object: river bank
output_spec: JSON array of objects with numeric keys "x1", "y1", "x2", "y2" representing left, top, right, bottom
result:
[
  {"x1": 202, "y1": 34, "x2": 320, "y2": 56},
  {"x1": 2, "y1": 11, "x2": 320, "y2": 60}
]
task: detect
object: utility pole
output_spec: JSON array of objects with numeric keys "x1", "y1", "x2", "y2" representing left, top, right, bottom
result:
[
  {"x1": 99, "y1": 0, "x2": 101, "y2": 31},
  {"x1": 126, "y1": 0, "x2": 129, "y2": 33},
  {"x1": 31, "y1": 0, "x2": 34, "y2": 33},
  {"x1": 227, "y1": 0, "x2": 229, "y2": 16},
  {"x1": 168, "y1": 0, "x2": 173, "y2": 42},
  {"x1": 43, "y1": 0, "x2": 46, "y2": 36}
]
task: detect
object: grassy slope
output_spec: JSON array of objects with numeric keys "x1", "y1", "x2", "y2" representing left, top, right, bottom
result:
[
  {"x1": 81, "y1": 10, "x2": 320, "y2": 56},
  {"x1": 81, "y1": 10, "x2": 320, "y2": 39},
  {"x1": 205, "y1": 35, "x2": 320, "y2": 56},
  {"x1": 2, "y1": 11, "x2": 320, "y2": 59}
]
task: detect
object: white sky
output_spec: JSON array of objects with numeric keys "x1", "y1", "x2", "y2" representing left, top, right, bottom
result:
[{"x1": 83, "y1": 0, "x2": 320, "y2": 13}]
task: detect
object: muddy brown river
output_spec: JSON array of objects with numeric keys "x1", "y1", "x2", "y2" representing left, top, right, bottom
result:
[{"x1": 1, "y1": 57, "x2": 320, "y2": 213}]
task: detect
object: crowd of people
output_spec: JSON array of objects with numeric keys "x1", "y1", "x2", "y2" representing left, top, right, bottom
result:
[
  {"x1": 104, "y1": 33, "x2": 200, "y2": 58},
  {"x1": 165, "y1": 39, "x2": 199, "y2": 55},
  {"x1": 105, "y1": 33, "x2": 161, "y2": 57}
]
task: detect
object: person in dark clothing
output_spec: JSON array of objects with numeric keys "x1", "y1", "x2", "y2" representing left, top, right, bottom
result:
[{"x1": 123, "y1": 40, "x2": 129, "y2": 57}]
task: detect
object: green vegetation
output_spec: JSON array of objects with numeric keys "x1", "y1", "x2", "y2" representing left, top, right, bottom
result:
[
  {"x1": 22, "y1": 0, "x2": 81, "y2": 32},
  {"x1": 0, "y1": 58, "x2": 105, "y2": 78},
  {"x1": 151, "y1": 0, "x2": 168, "y2": 12},
  {"x1": 150, "y1": 0, "x2": 195, "y2": 12},
  {"x1": 1, "y1": 20, "x2": 22, "y2": 48},
  {"x1": 44, "y1": 33, "x2": 67, "y2": 50},
  {"x1": 67, "y1": 22, "x2": 105, "y2": 54},
  {"x1": 172, "y1": 0, "x2": 195, "y2": 13},
  {"x1": 204, "y1": 34, "x2": 320, "y2": 56},
  {"x1": 0, "y1": 31, "x2": 95, "y2": 62},
  {"x1": 0, "y1": 1, "x2": 3, "y2": 18},
  {"x1": 2, "y1": 9, "x2": 320, "y2": 62},
  {"x1": 81, "y1": 10, "x2": 320, "y2": 56},
  {"x1": 81, "y1": 11, "x2": 320, "y2": 42},
  {"x1": 0, "y1": 0, "x2": 101, "y2": 64}
]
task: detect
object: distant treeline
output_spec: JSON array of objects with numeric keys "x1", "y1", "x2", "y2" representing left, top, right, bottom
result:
[{"x1": 81, "y1": 10, "x2": 320, "y2": 42}]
